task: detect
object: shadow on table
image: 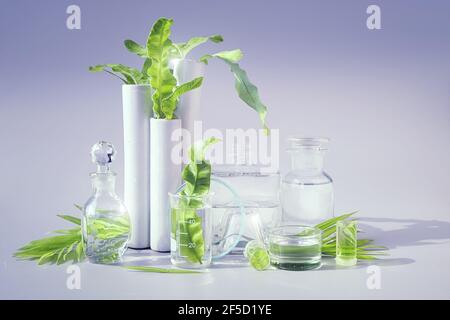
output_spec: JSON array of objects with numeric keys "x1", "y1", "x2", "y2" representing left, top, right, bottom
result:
[
  {"x1": 358, "y1": 217, "x2": 450, "y2": 249},
  {"x1": 325, "y1": 216, "x2": 450, "y2": 269}
]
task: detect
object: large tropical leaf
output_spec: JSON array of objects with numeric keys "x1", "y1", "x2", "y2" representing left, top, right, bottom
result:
[
  {"x1": 173, "y1": 34, "x2": 224, "y2": 59},
  {"x1": 146, "y1": 18, "x2": 178, "y2": 118},
  {"x1": 124, "y1": 39, "x2": 148, "y2": 57},
  {"x1": 199, "y1": 49, "x2": 243, "y2": 65},
  {"x1": 199, "y1": 51, "x2": 269, "y2": 133},
  {"x1": 88, "y1": 64, "x2": 146, "y2": 84},
  {"x1": 181, "y1": 137, "x2": 220, "y2": 197},
  {"x1": 162, "y1": 77, "x2": 203, "y2": 119}
]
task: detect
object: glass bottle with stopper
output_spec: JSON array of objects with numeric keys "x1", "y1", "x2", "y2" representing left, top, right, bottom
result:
[
  {"x1": 82, "y1": 141, "x2": 131, "y2": 264},
  {"x1": 281, "y1": 137, "x2": 334, "y2": 226}
]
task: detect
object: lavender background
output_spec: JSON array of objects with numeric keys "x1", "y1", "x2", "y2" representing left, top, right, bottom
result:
[{"x1": 1, "y1": 0, "x2": 450, "y2": 299}]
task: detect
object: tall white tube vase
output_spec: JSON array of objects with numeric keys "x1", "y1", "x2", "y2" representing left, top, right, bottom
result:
[
  {"x1": 122, "y1": 85, "x2": 152, "y2": 249},
  {"x1": 173, "y1": 59, "x2": 206, "y2": 141},
  {"x1": 150, "y1": 118, "x2": 182, "y2": 252}
]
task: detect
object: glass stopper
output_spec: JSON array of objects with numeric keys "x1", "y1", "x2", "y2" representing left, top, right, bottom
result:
[{"x1": 90, "y1": 141, "x2": 116, "y2": 173}]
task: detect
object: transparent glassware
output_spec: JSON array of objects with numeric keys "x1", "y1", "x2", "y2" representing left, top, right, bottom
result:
[
  {"x1": 336, "y1": 220, "x2": 358, "y2": 266},
  {"x1": 268, "y1": 225, "x2": 322, "y2": 271},
  {"x1": 170, "y1": 192, "x2": 213, "y2": 268},
  {"x1": 281, "y1": 137, "x2": 334, "y2": 226},
  {"x1": 82, "y1": 142, "x2": 131, "y2": 265},
  {"x1": 211, "y1": 146, "x2": 281, "y2": 254}
]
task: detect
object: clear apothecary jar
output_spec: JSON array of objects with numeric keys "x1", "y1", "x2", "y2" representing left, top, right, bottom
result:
[{"x1": 281, "y1": 137, "x2": 334, "y2": 226}]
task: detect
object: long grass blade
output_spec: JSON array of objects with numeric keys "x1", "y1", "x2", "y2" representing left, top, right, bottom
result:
[{"x1": 123, "y1": 266, "x2": 202, "y2": 274}]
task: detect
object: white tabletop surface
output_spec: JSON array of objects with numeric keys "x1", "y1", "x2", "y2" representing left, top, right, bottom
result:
[{"x1": 2, "y1": 216, "x2": 450, "y2": 300}]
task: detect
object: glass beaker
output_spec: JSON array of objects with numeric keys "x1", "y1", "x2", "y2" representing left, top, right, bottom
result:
[
  {"x1": 281, "y1": 137, "x2": 334, "y2": 226},
  {"x1": 211, "y1": 147, "x2": 281, "y2": 254},
  {"x1": 169, "y1": 192, "x2": 213, "y2": 268},
  {"x1": 268, "y1": 225, "x2": 322, "y2": 271}
]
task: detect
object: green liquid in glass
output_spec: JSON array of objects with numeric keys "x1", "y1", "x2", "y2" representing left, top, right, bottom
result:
[
  {"x1": 336, "y1": 220, "x2": 357, "y2": 266},
  {"x1": 269, "y1": 242, "x2": 322, "y2": 271}
]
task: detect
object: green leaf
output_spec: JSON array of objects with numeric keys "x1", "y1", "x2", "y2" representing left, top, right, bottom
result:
[
  {"x1": 75, "y1": 242, "x2": 84, "y2": 262},
  {"x1": 227, "y1": 62, "x2": 269, "y2": 134},
  {"x1": 14, "y1": 211, "x2": 129, "y2": 266},
  {"x1": 162, "y1": 77, "x2": 203, "y2": 119},
  {"x1": 315, "y1": 212, "x2": 357, "y2": 231},
  {"x1": 88, "y1": 64, "x2": 144, "y2": 84},
  {"x1": 175, "y1": 34, "x2": 224, "y2": 59},
  {"x1": 181, "y1": 137, "x2": 220, "y2": 196},
  {"x1": 141, "y1": 58, "x2": 152, "y2": 76},
  {"x1": 199, "y1": 52, "x2": 269, "y2": 133},
  {"x1": 314, "y1": 212, "x2": 388, "y2": 261},
  {"x1": 124, "y1": 39, "x2": 147, "y2": 57},
  {"x1": 57, "y1": 215, "x2": 81, "y2": 226},
  {"x1": 174, "y1": 138, "x2": 220, "y2": 264},
  {"x1": 199, "y1": 49, "x2": 243, "y2": 65},
  {"x1": 175, "y1": 207, "x2": 205, "y2": 264},
  {"x1": 146, "y1": 17, "x2": 178, "y2": 118},
  {"x1": 124, "y1": 266, "x2": 201, "y2": 274}
]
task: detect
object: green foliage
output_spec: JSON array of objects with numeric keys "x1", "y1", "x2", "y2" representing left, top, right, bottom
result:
[
  {"x1": 199, "y1": 50, "x2": 269, "y2": 133},
  {"x1": 162, "y1": 77, "x2": 203, "y2": 119},
  {"x1": 173, "y1": 137, "x2": 220, "y2": 264},
  {"x1": 124, "y1": 266, "x2": 201, "y2": 274},
  {"x1": 199, "y1": 49, "x2": 243, "y2": 64},
  {"x1": 89, "y1": 17, "x2": 270, "y2": 128},
  {"x1": 174, "y1": 207, "x2": 205, "y2": 264},
  {"x1": 88, "y1": 216, "x2": 130, "y2": 240},
  {"x1": 146, "y1": 18, "x2": 177, "y2": 118},
  {"x1": 146, "y1": 18, "x2": 204, "y2": 119},
  {"x1": 14, "y1": 205, "x2": 130, "y2": 266},
  {"x1": 14, "y1": 213, "x2": 85, "y2": 265},
  {"x1": 172, "y1": 34, "x2": 224, "y2": 59},
  {"x1": 315, "y1": 213, "x2": 388, "y2": 260},
  {"x1": 124, "y1": 39, "x2": 147, "y2": 57},
  {"x1": 181, "y1": 137, "x2": 220, "y2": 197},
  {"x1": 89, "y1": 64, "x2": 149, "y2": 85},
  {"x1": 226, "y1": 62, "x2": 269, "y2": 134}
]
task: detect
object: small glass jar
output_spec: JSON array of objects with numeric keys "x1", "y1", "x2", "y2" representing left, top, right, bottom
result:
[
  {"x1": 268, "y1": 225, "x2": 322, "y2": 271},
  {"x1": 170, "y1": 193, "x2": 213, "y2": 268},
  {"x1": 281, "y1": 137, "x2": 334, "y2": 226}
]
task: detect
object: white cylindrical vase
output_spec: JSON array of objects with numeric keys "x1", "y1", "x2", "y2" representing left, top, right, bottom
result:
[
  {"x1": 173, "y1": 59, "x2": 206, "y2": 141},
  {"x1": 150, "y1": 118, "x2": 182, "y2": 252},
  {"x1": 122, "y1": 85, "x2": 152, "y2": 249}
]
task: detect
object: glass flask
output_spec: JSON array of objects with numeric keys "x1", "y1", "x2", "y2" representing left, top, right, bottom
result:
[
  {"x1": 210, "y1": 146, "x2": 281, "y2": 254},
  {"x1": 170, "y1": 192, "x2": 213, "y2": 268},
  {"x1": 281, "y1": 137, "x2": 334, "y2": 226},
  {"x1": 82, "y1": 141, "x2": 131, "y2": 264}
]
